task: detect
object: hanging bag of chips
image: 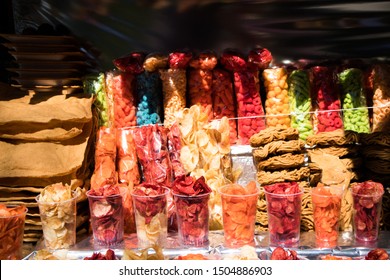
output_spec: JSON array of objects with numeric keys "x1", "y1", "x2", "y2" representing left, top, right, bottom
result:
[
  {"x1": 372, "y1": 64, "x2": 390, "y2": 132},
  {"x1": 310, "y1": 66, "x2": 343, "y2": 133},
  {"x1": 160, "y1": 51, "x2": 192, "y2": 128},
  {"x1": 116, "y1": 128, "x2": 140, "y2": 185},
  {"x1": 188, "y1": 51, "x2": 218, "y2": 121},
  {"x1": 212, "y1": 68, "x2": 237, "y2": 144}
]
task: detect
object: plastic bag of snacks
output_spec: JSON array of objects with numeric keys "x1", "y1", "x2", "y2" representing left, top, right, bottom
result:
[
  {"x1": 116, "y1": 128, "x2": 140, "y2": 185},
  {"x1": 105, "y1": 71, "x2": 137, "y2": 128},
  {"x1": 310, "y1": 66, "x2": 343, "y2": 133},
  {"x1": 160, "y1": 51, "x2": 192, "y2": 128},
  {"x1": 287, "y1": 69, "x2": 313, "y2": 140},
  {"x1": 221, "y1": 49, "x2": 268, "y2": 144},
  {"x1": 212, "y1": 68, "x2": 237, "y2": 144},
  {"x1": 338, "y1": 68, "x2": 370, "y2": 133},
  {"x1": 372, "y1": 64, "x2": 390, "y2": 132},
  {"x1": 83, "y1": 73, "x2": 113, "y2": 127},
  {"x1": 91, "y1": 127, "x2": 117, "y2": 189},
  {"x1": 167, "y1": 123, "x2": 186, "y2": 179},
  {"x1": 263, "y1": 67, "x2": 291, "y2": 129},
  {"x1": 188, "y1": 51, "x2": 218, "y2": 120}
]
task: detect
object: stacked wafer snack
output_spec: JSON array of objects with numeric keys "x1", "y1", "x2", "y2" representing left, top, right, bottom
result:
[
  {"x1": 249, "y1": 127, "x2": 309, "y2": 231},
  {"x1": 360, "y1": 132, "x2": 390, "y2": 230}
]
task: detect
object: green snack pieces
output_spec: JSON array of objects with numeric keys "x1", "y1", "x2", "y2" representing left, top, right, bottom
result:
[
  {"x1": 338, "y1": 68, "x2": 370, "y2": 133},
  {"x1": 288, "y1": 70, "x2": 313, "y2": 140}
]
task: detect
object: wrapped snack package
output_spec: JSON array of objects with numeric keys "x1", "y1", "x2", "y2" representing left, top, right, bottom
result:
[
  {"x1": 212, "y1": 68, "x2": 237, "y2": 144},
  {"x1": 167, "y1": 123, "x2": 186, "y2": 179},
  {"x1": 136, "y1": 71, "x2": 163, "y2": 125},
  {"x1": 113, "y1": 51, "x2": 146, "y2": 74},
  {"x1": 188, "y1": 51, "x2": 218, "y2": 120},
  {"x1": 36, "y1": 183, "x2": 77, "y2": 250},
  {"x1": 119, "y1": 183, "x2": 136, "y2": 234},
  {"x1": 131, "y1": 184, "x2": 169, "y2": 248},
  {"x1": 160, "y1": 51, "x2": 192, "y2": 128},
  {"x1": 311, "y1": 66, "x2": 343, "y2": 133},
  {"x1": 91, "y1": 127, "x2": 117, "y2": 189},
  {"x1": 351, "y1": 181, "x2": 384, "y2": 242},
  {"x1": 338, "y1": 68, "x2": 370, "y2": 133},
  {"x1": 87, "y1": 185, "x2": 124, "y2": 246},
  {"x1": 220, "y1": 49, "x2": 266, "y2": 144},
  {"x1": 116, "y1": 128, "x2": 140, "y2": 185},
  {"x1": 264, "y1": 182, "x2": 303, "y2": 246},
  {"x1": 288, "y1": 69, "x2": 313, "y2": 140},
  {"x1": 106, "y1": 71, "x2": 137, "y2": 128},
  {"x1": 172, "y1": 175, "x2": 211, "y2": 247},
  {"x1": 0, "y1": 204, "x2": 27, "y2": 260},
  {"x1": 83, "y1": 73, "x2": 113, "y2": 127},
  {"x1": 263, "y1": 67, "x2": 291, "y2": 128},
  {"x1": 372, "y1": 64, "x2": 390, "y2": 132}
]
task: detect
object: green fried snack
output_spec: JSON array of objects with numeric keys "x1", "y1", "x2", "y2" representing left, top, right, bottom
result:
[
  {"x1": 288, "y1": 70, "x2": 313, "y2": 140},
  {"x1": 83, "y1": 73, "x2": 111, "y2": 127},
  {"x1": 338, "y1": 68, "x2": 370, "y2": 133}
]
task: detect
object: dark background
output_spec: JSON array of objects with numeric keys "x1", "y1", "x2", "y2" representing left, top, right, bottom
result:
[{"x1": 2, "y1": 0, "x2": 390, "y2": 69}]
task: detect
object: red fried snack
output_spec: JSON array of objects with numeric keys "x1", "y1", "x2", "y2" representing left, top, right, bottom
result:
[{"x1": 270, "y1": 247, "x2": 299, "y2": 260}]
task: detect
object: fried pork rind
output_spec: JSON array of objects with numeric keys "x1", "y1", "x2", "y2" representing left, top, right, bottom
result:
[
  {"x1": 37, "y1": 183, "x2": 77, "y2": 250},
  {"x1": 249, "y1": 127, "x2": 299, "y2": 147},
  {"x1": 252, "y1": 140, "x2": 305, "y2": 160},
  {"x1": 256, "y1": 167, "x2": 310, "y2": 186},
  {"x1": 305, "y1": 129, "x2": 359, "y2": 147},
  {"x1": 256, "y1": 153, "x2": 305, "y2": 171}
]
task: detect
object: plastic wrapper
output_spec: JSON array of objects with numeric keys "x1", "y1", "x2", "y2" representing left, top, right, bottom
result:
[
  {"x1": 143, "y1": 53, "x2": 168, "y2": 72},
  {"x1": 188, "y1": 52, "x2": 218, "y2": 120},
  {"x1": 83, "y1": 73, "x2": 112, "y2": 127},
  {"x1": 91, "y1": 127, "x2": 117, "y2": 189},
  {"x1": 119, "y1": 183, "x2": 136, "y2": 234},
  {"x1": 310, "y1": 66, "x2": 343, "y2": 133},
  {"x1": 113, "y1": 52, "x2": 146, "y2": 74},
  {"x1": 287, "y1": 69, "x2": 313, "y2": 140},
  {"x1": 116, "y1": 128, "x2": 140, "y2": 185},
  {"x1": 372, "y1": 64, "x2": 390, "y2": 132},
  {"x1": 136, "y1": 71, "x2": 163, "y2": 125},
  {"x1": 221, "y1": 50, "x2": 266, "y2": 145},
  {"x1": 263, "y1": 67, "x2": 291, "y2": 128},
  {"x1": 212, "y1": 68, "x2": 237, "y2": 144},
  {"x1": 105, "y1": 71, "x2": 137, "y2": 128},
  {"x1": 167, "y1": 123, "x2": 186, "y2": 179},
  {"x1": 338, "y1": 68, "x2": 370, "y2": 133},
  {"x1": 0, "y1": 204, "x2": 27, "y2": 260}
]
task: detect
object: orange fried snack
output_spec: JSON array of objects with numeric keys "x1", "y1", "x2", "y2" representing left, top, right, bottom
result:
[
  {"x1": 176, "y1": 253, "x2": 209, "y2": 260},
  {"x1": 220, "y1": 181, "x2": 259, "y2": 247},
  {"x1": 312, "y1": 185, "x2": 343, "y2": 246},
  {"x1": 321, "y1": 255, "x2": 352, "y2": 260}
]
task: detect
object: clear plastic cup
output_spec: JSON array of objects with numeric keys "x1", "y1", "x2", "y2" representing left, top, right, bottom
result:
[
  {"x1": 86, "y1": 191, "x2": 124, "y2": 246},
  {"x1": 264, "y1": 186, "x2": 303, "y2": 247},
  {"x1": 131, "y1": 187, "x2": 169, "y2": 248},
  {"x1": 36, "y1": 193, "x2": 77, "y2": 250},
  {"x1": 352, "y1": 185, "x2": 384, "y2": 242},
  {"x1": 173, "y1": 192, "x2": 210, "y2": 247},
  {"x1": 219, "y1": 184, "x2": 260, "y2": 248},
  {"x1": 0, "y1": 205, "x2": 27, "y2": 259},
  {"x1": 311, "y1": 185, "x2": 344, "y2": 247}
]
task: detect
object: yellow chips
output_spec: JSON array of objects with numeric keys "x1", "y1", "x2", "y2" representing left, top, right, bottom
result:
[{"x1": 176, "y1": 105, "x2": 233, "y2": 230}]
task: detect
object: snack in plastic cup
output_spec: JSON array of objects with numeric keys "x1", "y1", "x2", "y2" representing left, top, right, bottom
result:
[
  {"x1": 36, "y1": 193, "x2": 77, "y2": 250},
  {"x1": 351, "y1": 181, "x2": 384, "y2": 242},
  {"x1": 173, "y1": 192, "x2": 210, "y2": 247},
  {"x1": 264, "y1": 183, "x2": 303, "y2": 247},
  {"x1": 0, "y1": 205, "x2": 27, "y2": 259},
  {"x1": 311, "y1": 185, "x2": 344, "y2": 247},
  {"x1": 218, "y1": 182, "x2": 260, "y2": 247},
  {"x1": 131, "y1": 186, "x2": 169, "y2": 248},
  {"x1": 87, "y1": 191, "x2": 124, "y2": 246}
]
